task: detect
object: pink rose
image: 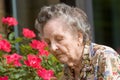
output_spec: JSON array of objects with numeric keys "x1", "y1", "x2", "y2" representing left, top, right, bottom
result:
[
  {"x1": 0, "y1": 39, "x2": 11, "y2": 52},
  {"x1": 2, "y1": 17, "x2": 18, "y2": 26},
  {"x1": 37, "y1": 68, "x2": 54, "y2": 80},
  {"x1": 30, "y1": 39, "x2": 47, "y2": 50},
  {"x1": 38, "y1": 49, "x2": 49, "y2": 56},
  {"x1": 24, "y1": 54, "x2": 41, "y2": 69},
  {"x1": 0, "y1": 76, "x2": 8, "y2": 80},
  {"x1": 4, "y1": 53, "x2": 22, "y2": 66},
  {"x1": 22, "y1": 28, "x2": 36, "y2": 38}
]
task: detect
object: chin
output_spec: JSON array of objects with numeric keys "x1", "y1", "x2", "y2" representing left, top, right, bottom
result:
[{"x1": 58, "y1": 56, "x2": 68, "y2": 64}]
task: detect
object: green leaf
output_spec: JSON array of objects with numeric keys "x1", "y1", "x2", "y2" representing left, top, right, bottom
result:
[{"x1": 8, "y1": 32, "x2": 15, "y2": 40}]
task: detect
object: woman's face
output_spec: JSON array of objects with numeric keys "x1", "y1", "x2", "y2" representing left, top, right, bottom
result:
[{"x1": 42, "y1": 19, "x2": 83, "y2": 67}]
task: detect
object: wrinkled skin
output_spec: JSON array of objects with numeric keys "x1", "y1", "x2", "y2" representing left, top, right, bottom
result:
[{"x1": 42, "y1": 18, "x2": 84, "y2": 69}]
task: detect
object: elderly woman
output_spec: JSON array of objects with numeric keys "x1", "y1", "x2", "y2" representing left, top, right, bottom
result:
[{"x1": 35, "y1": 3, "x2": 120, "y2": 80}]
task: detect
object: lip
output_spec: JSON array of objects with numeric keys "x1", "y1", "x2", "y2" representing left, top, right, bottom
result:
[
  {"x1": 55, "y1": 54, "x2": 62, "y2": 59},
  {"x1": 54, "y1": 50, "x2": 63, "y2": 56},
  {"x1": 57, "y1": 55, "x2": 64, "y2": 58}
]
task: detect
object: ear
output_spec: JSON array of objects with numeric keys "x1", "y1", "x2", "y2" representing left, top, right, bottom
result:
[{"x1": 77, "y1": 31, "x2": 83, "y2": 44}]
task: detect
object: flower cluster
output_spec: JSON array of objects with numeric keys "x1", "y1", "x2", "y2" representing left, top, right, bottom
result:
[
  {"x1": 0, "y1": 76, "x2": 8, "y2": 80},
  {"x1": 4, "y1": 53, "x2": 22, "y2": 67},
  {"x1": 22, "y1": 28, "x2": 36, "y2": 39},
  {"x1": 0, "y1": 39, "x2": 11, "y2": 52},
  {"x1": 1, "y1": 17, "x2": 18, "y2": 26},
  {"x1": 0, "y1": 17, "x2": 63, "y2": 80}
]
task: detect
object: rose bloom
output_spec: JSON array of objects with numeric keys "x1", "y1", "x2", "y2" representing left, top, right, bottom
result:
[
  {"x1": 38, "y1": 49, "x2": 49, "y2": 56},
  {"x1": 37, "y1": 68, "x2": 54, "y2": 80},
  {"x1": 4, "y1": 53, "x2": 22, "y2": 66},
  {"x1": 22, "y1": 28, "x2": 36, "y2": 38},
  {"x1": 0, "y1": 76, "x2": 8, "y2": 80},
  {"x1": 2, "y1": 17, "x2": 18, "y2": 26},
  {"x1": 30, "y1": 39, "x2": 47, "y2": 50},
  {"x1": 0, "y1": 39, "x2": 11, "y2": 52},
  {"x1": 24, "y1": 54, "x2": 42, "y2": 69}
]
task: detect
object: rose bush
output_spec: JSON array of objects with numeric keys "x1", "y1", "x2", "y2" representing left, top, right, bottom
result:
[{"x1": 0, "y1": 17, "x2": 63, "y2": 80}]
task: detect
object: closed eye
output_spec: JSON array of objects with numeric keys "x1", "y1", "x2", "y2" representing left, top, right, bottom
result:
[{"x1": 55, "y1": 35, "x2": 64, "y2": 42}]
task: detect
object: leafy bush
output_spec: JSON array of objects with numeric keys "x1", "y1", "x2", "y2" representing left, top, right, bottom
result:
[{"x1": 0, "y1": 17, "x2": 63, "y2": 80}]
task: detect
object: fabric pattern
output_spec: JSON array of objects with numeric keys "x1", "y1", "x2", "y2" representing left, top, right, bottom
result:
[{"x1": 61, "y1": 43, "x2": 120, "y2": 80}]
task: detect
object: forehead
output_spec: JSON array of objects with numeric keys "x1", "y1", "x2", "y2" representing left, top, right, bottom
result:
[{"x1": 43, "y1": 19, "x2": 68, "y2": 36}]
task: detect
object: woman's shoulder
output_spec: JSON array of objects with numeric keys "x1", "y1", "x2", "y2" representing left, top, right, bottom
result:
[
  {"x1": 91, "y1": 43, "x2": 119, "y2": 57},
  {"x1": 91, "y1": 43, "x2": 120, "y2": 80}
]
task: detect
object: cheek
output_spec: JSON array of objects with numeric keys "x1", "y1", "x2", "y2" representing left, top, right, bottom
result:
[
  {"x1": 61, "y1": 43, "x2": 74, "y2": 58},
  {"x1": 67, "y1": 42, "x2": 78, "y2": 56},
  {"x1": 58, "y1": 44, "x2": 68, "y2": 54}
]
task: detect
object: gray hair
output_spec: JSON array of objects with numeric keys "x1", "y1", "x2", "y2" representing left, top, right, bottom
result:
[{"x1": 35, "y1": 3, "x2": 91, "y2": 44}]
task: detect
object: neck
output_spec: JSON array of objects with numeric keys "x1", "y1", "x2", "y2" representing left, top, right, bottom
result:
[
  {"x1": 72, "y1": 43, "x2": 85, "y2": 70},
  {"x1": 70, "y1": 43, "x2": 90, "y2": 80}
]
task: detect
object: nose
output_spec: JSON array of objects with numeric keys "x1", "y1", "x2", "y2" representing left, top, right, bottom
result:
[{"x1": 50, "y1": 42, "x2": 58, "y2": 52}]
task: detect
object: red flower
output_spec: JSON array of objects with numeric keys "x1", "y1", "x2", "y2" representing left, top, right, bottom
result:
[
  {"x1": 4, "y1": 53, "x2": 22, "y2": 66},
  {"x1": 22, "y1": 28, "x2": 36, "y2": 39},
  {"x1": 24, "y1": 54, "x2": 42, "y2": 69},
  {"x1": 38, "y1": 49, "x2": 49, "y2": 56},
  {"x1": 0, "y1": 39, "x2": 11, "y2": 52},
  {"x1": 2, "y1": 17, "x2": 18, "y2": 26},
  {"x1": 30, "y1": 39, "x2": 47, "y2": 50},
  {"x1": 37, "y1": 68, "x2": 54, "y2": 80},
  {"x1": 0, "y1": 76, "x2": 8, "y2": 80}
]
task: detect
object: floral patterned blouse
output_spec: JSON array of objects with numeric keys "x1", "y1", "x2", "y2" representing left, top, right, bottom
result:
[{"x1": 61, "y1": 43, "x2": 120, "y2": 80}]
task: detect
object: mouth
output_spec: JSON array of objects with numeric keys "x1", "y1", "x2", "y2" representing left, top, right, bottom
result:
[
  {"x1": 53, "y1": 50, "x2": 63, "y2": 56},
  {"x1": 57, "y1": 55, "x2": 68, "y2": 63},
  {"x1": 52, "y1": 50, "x2": 69, "y2": 63},
  {"x1": 57, "y1": 54, "x2": 64, "y2": 59},
  {"x1": 54, "y1": 53, "x2": 63, "y2": 59}
]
